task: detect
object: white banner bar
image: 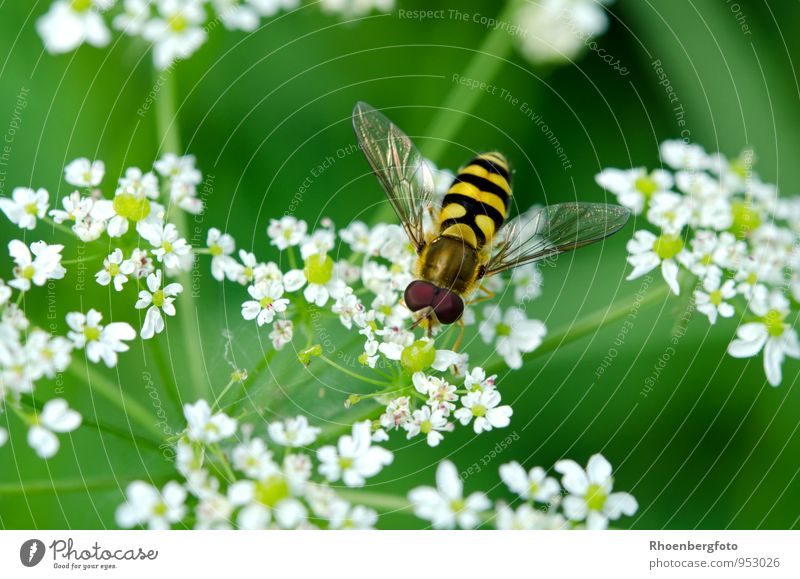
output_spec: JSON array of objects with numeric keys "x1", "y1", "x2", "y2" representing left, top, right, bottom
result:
[{"x1": 1, "y1": 530, "x2": 797, "y2": 578}]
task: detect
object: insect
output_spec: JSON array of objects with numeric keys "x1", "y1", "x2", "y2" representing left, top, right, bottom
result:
[{"x1": 352, "y1": 101, "x2": 630, "y2": 336}]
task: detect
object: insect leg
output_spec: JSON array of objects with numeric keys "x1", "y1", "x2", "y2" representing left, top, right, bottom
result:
[
  {"x1": 466, "y1": 285, "x2": 496, "y2": 306},
  {"x1": 452, "y1": 318, "x2": 466, "y2": 351}
]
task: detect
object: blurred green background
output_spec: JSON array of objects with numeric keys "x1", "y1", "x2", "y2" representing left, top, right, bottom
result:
[{"x1": 1, "y1": 0, "x2": 798, "y2": 529}]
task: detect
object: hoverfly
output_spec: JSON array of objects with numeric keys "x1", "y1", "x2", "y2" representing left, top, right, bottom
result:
[{"x1": 352, "y1": 101, "x2": 630, "y2": 335}]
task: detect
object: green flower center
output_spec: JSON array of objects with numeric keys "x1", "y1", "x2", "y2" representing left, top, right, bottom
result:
[
  {"x1": 153, "y1": 502, "x2": 168, "y2": 517},
  {"x1": 112, "y1": 193, "x2": 150, "y2": 221},
  {"x1": 471, "y1": 404, "x2": 487, "y2": 417},
  {"x1": 83, "y1": 326, "x2": 101, "y2": 342},
  {"x1": 22, "y1": 265, "x2": 36, "y2": 280},
  {"x1": 709, "y1": 290, "x2": 723, "y2": 306},
  {"x1": 634, "y1": 175, "x2": 658, "y2": 197},
  {"x1": 495, "y1": 322, "x2": 512, "y2": 337},
  {"x1": 450, "y1": 499, "x2": 466, "y2": 513},
  {"x1": 653, "y1": 233, "x2": 684, "y2": 260},
  {"x1": 529, "y1": 482, "x2": 539, "y2": 496},
  {"x1": 731, "y1": 201, "x2": 761, "y2": 239},
  {"x1": 108, "y1": 262, "x2": 120, "y2": 276},
  {"x1": 763, "y1": 310, "x2": 785, "y2": 337},
  {"x1": 168, "y1": 13, "x2": 188, "y2": 32},
  {"x1": 152, "y1": 289, "x2": 166, "y2": 308},
  {"x1": 304, "y1": 253, "x2": 334, "y2": 285},
  {"x1": 162, "y1": 240, "x2": 173, "y2": 253},
  {"x1": 400, "y1": 339, "x2": 436, "y2": 373},
  {"x1": 259, "y1": 296, "x2": 274, "y2": 309},
  {"x1": 209, "y1": 244, "x2": 223, "y2": 257},
  {"x1": 585, "y1": 483, "x2": 607, "y2": 511},
  {"x1": 339, "y1": 457, "x2": 354, "y2": 471},
  {"x1": 25, "y1": 202, "x2": 39, "y2": 216},
  {"x1": 420, "y1": 420, "x2": 432, "y2": 434},
  {"x1": 255, "y1": 475, "x2": 290, "y2": 508},
  {"x1": 71, "y1": 0, "x2": 92, "y2": 12}
]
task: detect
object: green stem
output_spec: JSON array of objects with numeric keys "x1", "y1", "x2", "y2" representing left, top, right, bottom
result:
[
  {"x1": 484, "y1": 280, "x2": 672, "y2": 377},
  {"x1": 153, "y1": 67, "x2": 207, "y2": 401},
  {"x1": 318, "y1": 355, "x2": 391, "y2": 388},
  {"x1": 336, "y1": 489, "x2": 412, "y2": 514},
  {"x1": 67, "y1": 362, "x2": 164, "y2": 441},
  {"x1": 41, "y1": 216, "x2": 79, "y2": 237},
  {"x1": 147, "y1": 339, "x2": 183, "y2": 411},
  {"x1": 0, "y1": 474, "x2": 174, "y2": 496}
]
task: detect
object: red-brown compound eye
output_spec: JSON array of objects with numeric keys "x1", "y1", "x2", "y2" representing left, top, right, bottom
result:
[
  {"x1": 431, "y1": 289, "x2": 464, "y2": 324},
  {"x1": 404, "y1": 280, "x2": 437, "y2": 311}
]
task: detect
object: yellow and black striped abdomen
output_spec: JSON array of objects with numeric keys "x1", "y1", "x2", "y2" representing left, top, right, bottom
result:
[{"x1": 439, "y1": 152, "x2": 512, "y2": 249}]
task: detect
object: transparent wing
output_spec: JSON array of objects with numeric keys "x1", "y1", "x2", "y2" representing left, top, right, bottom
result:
[
  {"x1": 483, "y1": 202, "x2": 631, "y2": 277},
  {"x1": 352, "y1": 101, "x2": 437, "y2": 249}
]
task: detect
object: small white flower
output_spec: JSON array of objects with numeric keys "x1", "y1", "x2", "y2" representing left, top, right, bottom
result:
[
  {"x1": 499, "y1": 461, "x2": 560, "y2": 503},
  {"x1": 113, "y1": 0, "x2": 153, "y2": 35},
  {"x1": 625, "y1": 229, "x2": 685, "y2": 295},
  {"x1": 66, "y1": 308, "x2": 136, "y2": 367},
  {"x1": 36, "y1": 0, "x2": 111, "y2": 54},
  {"x1": 135, "y1": 270, "x2": 183, "y2": 339},
  {"x1": 116, "y1": 481, "x2": 187, "y2": 530},
  {"x1": 269, "y1": 319, "x2": 293, "y2": 350},
  {"x1": 659, "y1": 139, "x2": 712, "y2": 171},
  {"x1": 511, "y1": 263, "x2": 544, "y2": 302},
  {"x1": 267, "y1": 215, "x2": 307, "y2": 250},
  {"x1": 268, "y1": 416, "x2": 321, "y2": 448},
  {"x1": 555, "y1": 453, "x2": 638, "y2": 530},
  {"x1": 694, "y1": 275, "x2": 737, "y2": 325},
  {"x1": 241, "y1": 281, "x2": 289, "y2": 326},
  {"x1": 206, "y1": 228, "x2": 236, "y2": 281},
  {"x1": 514, "y1": 0, "x2": 610, "y2": 65},
  {"x1": 320, "y1": 0, "x2": 394, "y2": 18},
  {"x1": 8, "y1": 240, "x2": 66, "y2": 292},
  {"x1": 454, "y1": 389, "x2": 513, "y2": 434},
  {"x1": 378, "y1": 396, "x2": 411, "y2": 432},
  {"x1": 0, "y1": 187, "x2": 49, "y2": 230},
  {"x1": 139, "y1": 222, "x2": 191, "y2": 271},
  {"x1": 231, "y1": 438, "x2": 277, "y2": 480},
  {"x1": 118, "y1": 166, "x2": 160, "y2": 199},
  {"x1": 143, "y1": 0, "x2": 208, "y2": 69},
  {"x1": 48, "y1": 191, "x2": 93, "y2": 224},
  {"x1": 479, "y1": 305, "x2": 546, "y2": 369},
  {"x1": 495, "y1": 502, "x2": 567, "y2": 530},
  {"x1": 317, "y1": 420, "x2": 393, "y2": 487},
  {"x1": 595, "y1": 168, "x2": 673, "y2": 215},
  {"x1": 328, "y1": 501, "x2": 379, "y2": 530},
  {"x1": 403, "y1": 405, "x2": 452, "y2": 447},
  {"x1": 647, "y1": 191, "x2": 691, "y2": 233},
  {"x1": 408, "y1": 460, "x2": 490, "y2": 529},
  {"x1": 64, "y1": 157, "x2": 105, "y2": 187},
  {"x1": 27, "y1": 398, "x2": 82, "y2": 459},
  {"x1": 183, "y1": 399, "x2": 237, "y2": 444},
  {"x1": 95, "y1": 248, "x2": 135, "y2": 291},
  {"x1": 412, "y1": 373, "x2": 458, "y2": 413},
  {"x1": 727, "y1": 290, "x2": 800, "y2": 386}
]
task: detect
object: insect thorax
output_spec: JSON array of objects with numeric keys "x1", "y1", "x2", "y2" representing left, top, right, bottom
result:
[{"x1": 418, "y1": 235, "x2": 480, "y2": 295}]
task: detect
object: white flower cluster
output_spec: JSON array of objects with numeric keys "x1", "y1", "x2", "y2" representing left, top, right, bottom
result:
[
  {"x1": 116, "y1": 401, "x2": 391, "y2": 529},
  {"x1": 409, "y1": 453, "x2": 637, "y2": 530},
  {"x1": 199, "y1": 199, "x2": 546, "y2": 446},
  {"x1": 116, "y1": 399, "x2": 637, "y2": 530},
  {"x1": 36, "y1": 0, "x2": 395, "y2": 69},
  {"x1": 0, "y1": 153, "x2": 206, "y2": 459},
  {"x1": 597, "y1": 140, "x2": 800, "y2": 386}
]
